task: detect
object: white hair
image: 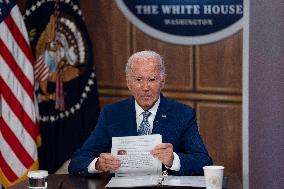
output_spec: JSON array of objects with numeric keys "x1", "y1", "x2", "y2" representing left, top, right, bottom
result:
[{"x1": 125, "y1": 50, "x2": 166, "y2": 76}]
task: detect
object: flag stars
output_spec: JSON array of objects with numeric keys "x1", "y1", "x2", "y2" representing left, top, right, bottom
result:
[
  {"x1": 31, "y1": 5, "x2": 36, "y2": 11},
  {"x1": 85, "y1": 86, "x2": 90, "y2": 92},
  {"x1": 26, "y1": 10, "x2": 31, "y2": 16},
  {"x1": 65, "y1": 111, "x2": 70, "y2": 117},
  {"x1": 50, "y1": 116, "x2": 55, "y2": 122},
  {"x1": 60, "y1": 113, "x2": 64, "y2": 118},
  {"x1": 88, "y1": 80, "x2": 94, "y2": 85},
  {"x1": 36, "y1": 1, "x2": 42, "y2": 7},
  {"x1": 75, "y1": 103, "x2": 80, "y2": 109},
  {"x1": 41, "y1": 116, "x2": 48, "y2": 122},
  {"x1": 39, "y1": 71, "x2": 96, "y2": 122},
  {"x1": 73, "y1": 5, "x2": 78, "y2": 11},
  {"x1": 82, "y1": 92, "x2": 87, "y2": 98},
  {"x1": 25, "y1": 1, "x2": 95, "y2": 123}
]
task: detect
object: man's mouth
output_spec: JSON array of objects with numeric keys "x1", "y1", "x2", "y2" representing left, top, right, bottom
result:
[{"x1": 141, "y1": 95, "x2": 151, "y2": 99}]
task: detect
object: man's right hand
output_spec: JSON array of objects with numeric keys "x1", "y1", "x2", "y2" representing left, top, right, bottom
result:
[{"x1": 95, "y1": 153, "x2": 121, "y2": 172}]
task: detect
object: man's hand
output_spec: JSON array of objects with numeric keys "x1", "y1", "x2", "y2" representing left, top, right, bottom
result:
[
  {"x1": 150, "y1": 143, "x2": 174, "y2": 168},
  {"x1": 95, "y1": 153, "x2": 121, "y2": 172}
]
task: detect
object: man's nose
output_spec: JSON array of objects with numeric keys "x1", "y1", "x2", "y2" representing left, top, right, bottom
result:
[{"x1": 141, "y1": 80, "x2": 150, "y2": 90}]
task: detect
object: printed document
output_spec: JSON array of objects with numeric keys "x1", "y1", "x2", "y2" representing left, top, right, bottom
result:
[
  {"x1": 111, "y1": 134, "x2": 162, "y2": 177},
  {"x1": 107, "y1": 135, "x2": 208, "y2": 188}
]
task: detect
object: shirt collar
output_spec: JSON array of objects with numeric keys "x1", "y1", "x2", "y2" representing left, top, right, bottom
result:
[{"x1": 135, "y1": 96, "x2": 160, "y2": 118}]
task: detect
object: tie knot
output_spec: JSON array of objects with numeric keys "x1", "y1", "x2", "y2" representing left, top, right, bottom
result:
[{"x1": 142, "y1": 111, "x2": 151, "y2": 120}]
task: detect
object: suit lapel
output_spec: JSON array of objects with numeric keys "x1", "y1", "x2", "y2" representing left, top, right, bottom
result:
[
  {"x1": 126, "y1": 97, "x2": 138, "y2": 136},
  {"x1": 152, "y1": 94, "x2": 170, "y2": 135}
]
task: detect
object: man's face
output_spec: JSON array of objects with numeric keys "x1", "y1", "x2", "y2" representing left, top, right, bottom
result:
[{"x1": 127, "y1": 58, "x2": 165, "y2": 111}]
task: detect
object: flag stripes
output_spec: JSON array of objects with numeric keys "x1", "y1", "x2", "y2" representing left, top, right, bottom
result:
[
  {"x1": 1, "y1": 98, "x2": 36, "y2": 158},
  {"x1": 0, "y1": 118, "x2": 34, "y2": 169},
  {"x1": 5, "y1": 7, "x2": 34, "y2": 67},
  {"x1": 0, "y1": 44, "x2": 36, "y2": 120},
  {"x1": 0, "y1": 19, "x2": 34, "y2": 85},
  {"x1": 0, "y1": 2, "x2": 39, "y2": 187},
  {"x1": 0, "y1": 39, "x2": 35, "y2": 101},
  {"x1": 0, "y1": 77, "x2": 37, "y2": 141},
  {"x1": 0, "y1": 131, "x2": 26, "y2": 179},
  {"x1": 5, "y1": 19, "x2": 33, "y2": 66},
  {"x1": 34, "y1": 55, "x2": 49, "y2": 81},
  {"x1": 0, "y1": 153, "x2": 18, "y2": 182}
]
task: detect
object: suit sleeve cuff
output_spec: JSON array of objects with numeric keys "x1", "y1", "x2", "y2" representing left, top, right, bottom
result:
[
  {"x1": 87, "y1": 158, "x2": 102, "y2": 173},
  {"x1": 166, "y1": 152, "x2": 181, "y2": 171}
]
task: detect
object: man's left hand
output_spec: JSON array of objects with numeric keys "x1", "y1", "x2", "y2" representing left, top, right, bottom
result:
[{"x1": 150, "y1": 143, "x2": 174, "y2": 168}]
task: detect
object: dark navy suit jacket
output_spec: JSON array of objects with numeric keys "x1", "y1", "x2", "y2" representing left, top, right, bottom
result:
[{"x1": 68, "y1": 94, "x2": 212, "y2": 176}]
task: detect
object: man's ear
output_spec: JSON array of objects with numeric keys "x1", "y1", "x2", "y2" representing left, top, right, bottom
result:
[
  {"x1": 126, "y1": 77, "x2": 132, "y2": 91},
  {"x1": 160, "y1": 75, "x2": 166, "y2": 88}
]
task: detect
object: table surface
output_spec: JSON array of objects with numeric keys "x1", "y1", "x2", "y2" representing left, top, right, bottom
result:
[{"x1": 7, "y1": 174, "x2": 242, "y2": 189}]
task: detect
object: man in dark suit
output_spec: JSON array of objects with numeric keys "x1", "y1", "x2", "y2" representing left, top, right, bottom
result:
[{"x1": 68, "y1": 50, "x2": 212, "y2": 176}]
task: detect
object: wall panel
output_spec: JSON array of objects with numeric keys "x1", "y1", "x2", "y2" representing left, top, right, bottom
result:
[
  {"x1": 196, "y1": 32, "x2": 243, "y2": 93},
  {"x1": 197, "y1": 103, "x2": 242, "y2": 178},
  {"x1": 87, "y1": 1, "x2": 130, "y2": 85}
]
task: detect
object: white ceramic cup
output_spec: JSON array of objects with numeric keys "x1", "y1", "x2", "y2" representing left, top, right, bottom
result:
[{"x1": 203, "y1": 166, "x2": 224, "y2": 189}]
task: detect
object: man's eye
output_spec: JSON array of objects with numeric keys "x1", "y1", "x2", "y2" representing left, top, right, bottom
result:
[
  {"x1": 136, "y1": 78, "x2": 142, "y2": 82},
  {"x1": 149, "y1": 78, "x2": 156, "y2": 82}
]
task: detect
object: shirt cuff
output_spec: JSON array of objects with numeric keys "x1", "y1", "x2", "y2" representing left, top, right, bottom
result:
[
  {"x1": 87, "y1": 158, "x2": 102, "y2": 173},
  {"x1": 166, "y1": 152, "x2": 181, "y2": 171}
]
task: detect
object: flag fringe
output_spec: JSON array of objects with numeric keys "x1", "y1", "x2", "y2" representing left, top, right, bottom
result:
[{"x1": 0, "y1": 160, "x2": 39, "y2": 188}]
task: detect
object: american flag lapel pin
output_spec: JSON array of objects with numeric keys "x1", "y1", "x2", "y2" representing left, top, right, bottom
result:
[{"x1": 162, "y1": 114, "x2": 167, "y2": 118}]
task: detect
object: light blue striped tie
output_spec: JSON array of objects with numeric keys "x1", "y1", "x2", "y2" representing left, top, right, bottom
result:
[{"x1": 138, "y1": 111, "x2": 151, "y2": 135}]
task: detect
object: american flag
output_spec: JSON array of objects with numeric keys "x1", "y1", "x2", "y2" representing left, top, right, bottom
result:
[
  {"x1": 34, "y1": 55, "x2": 49, "y2": 81},
  {"x1": 0, "y1": 0, "x2": 39, "y2": 187}
]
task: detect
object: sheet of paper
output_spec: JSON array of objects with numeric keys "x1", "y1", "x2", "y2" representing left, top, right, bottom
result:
[
  {"x1": 111, "y1": 134, "x2": 162, "y2": 177},
  {"x1": 162, "y1": 176, "x2": 206, "y2": 187},
  {"x1": 105, "y1": 176, "x2": 158, "y2": 188}
]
